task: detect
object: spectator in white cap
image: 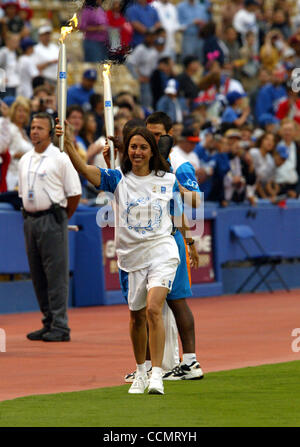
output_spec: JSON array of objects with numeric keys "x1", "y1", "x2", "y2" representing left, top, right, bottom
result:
[
  {"x1": 33, "y1": 23, "x2": 59, "y2": 85},
  {"x1": 156, "y1": 79, "x2": 185, "y2": 123}
]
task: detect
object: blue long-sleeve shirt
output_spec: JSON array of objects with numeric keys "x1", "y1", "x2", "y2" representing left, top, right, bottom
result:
[
  {"x1": 177, "y1": 0, "x2": 210, "y2": 36},
  {"x1": 126, "y1": 2, "x2": 160, "y2": 47},
  {"x1": 255, "y1": 83, "x2": 287, "y2": 125}
]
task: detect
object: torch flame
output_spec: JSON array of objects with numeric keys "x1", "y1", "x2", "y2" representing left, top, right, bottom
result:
[
  {"x1": 103, "y1": 63, "x2": 111, "y2": 76},
  {"x1": 60, "y1": 13, "x2": 78, "y2": 42}
]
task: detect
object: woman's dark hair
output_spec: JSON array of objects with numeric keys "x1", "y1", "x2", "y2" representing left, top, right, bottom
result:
[
  {"x1": 199, "y1": 21, "x2": 216, "y2": 39},
  {"x1": 84, "y1": 0, "x2": 98, "y2": 8},
  {"x1": 66, "y1": 105, "x2": 84, "y2": 119},
  {"x1": 123, "y1": 118, "x2": 146, "y2": 139},
  {"x1": 256, "y1": 132, "x2": 275, "y2": 149},
  {"x1": 146, "y1": 111, "x2": 173, "y2": 133},
  {"x1": 90, "y1": 93, "x2": 103, "y2": 109},
  {"x1": 121, "y1": 127, "x2": 170, "y2": 176},
  {"x1": 79, "y1": 111, "x2": 96, "y2": 141}
]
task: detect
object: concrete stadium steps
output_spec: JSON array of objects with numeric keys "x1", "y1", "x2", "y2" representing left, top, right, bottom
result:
[{"x1": 67, "y1": 62, "x2": 140, "y2": 96}]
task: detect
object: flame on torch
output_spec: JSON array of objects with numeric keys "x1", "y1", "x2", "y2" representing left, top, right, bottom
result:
[
  {"x1": 103, "y1": 63, "x2": 111, "y2": 76},
  {"x1": 60, "y1": 13, "x2": 78, "y2": 42}
]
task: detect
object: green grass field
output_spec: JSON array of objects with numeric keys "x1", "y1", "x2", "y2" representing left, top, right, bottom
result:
[{"x1": 1, "y1": 361, "x2": 299, "y2": 427}]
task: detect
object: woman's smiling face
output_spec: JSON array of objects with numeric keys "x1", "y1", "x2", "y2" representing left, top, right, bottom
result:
[{"x1": 128, "y1": 134, "x2": 152, "y2": 171}]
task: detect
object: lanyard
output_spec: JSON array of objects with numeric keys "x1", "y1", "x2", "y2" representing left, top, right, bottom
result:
[{"x1": 27, "y1": 155, "x2": 45, "y2": 192}]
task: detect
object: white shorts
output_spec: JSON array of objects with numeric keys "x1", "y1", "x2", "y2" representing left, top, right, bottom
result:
[{"x1": 126, "y1": 259, "x2": 179, "y2": 311}]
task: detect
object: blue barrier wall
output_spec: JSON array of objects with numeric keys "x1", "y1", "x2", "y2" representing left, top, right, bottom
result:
[{"x1": 1, "y1": 201, "x2": 300, "y2": 314}]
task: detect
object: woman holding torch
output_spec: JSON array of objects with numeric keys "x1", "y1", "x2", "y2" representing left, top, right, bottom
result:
[{"x1": 56, "y1": 121, "x2": 182, "y2": 395}]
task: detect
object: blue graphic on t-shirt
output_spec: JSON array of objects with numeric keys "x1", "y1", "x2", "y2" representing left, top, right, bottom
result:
[{"x1": 124, "y1": 197, "x2": 162, "y2": 235}]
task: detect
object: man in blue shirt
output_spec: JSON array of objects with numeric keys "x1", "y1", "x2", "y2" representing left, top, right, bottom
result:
[
  {"x1": 177, "y1": 0, "x2": 210, "y2": 61},
  {"x1": 255, "y1": 66, "x2": 288, "y2": 126},
  {"x1": 67, "y1": 69, "x2": 97, "y2": 111},
  {"x1": 222, "y1": 91, "x2": 250, "y2": 127},
  {"x1": 126, "y1": 0, "x2": 161, "y2": 48},
  {"x1": 194, "y1": 127, "x2": 216, "y2": 199}
]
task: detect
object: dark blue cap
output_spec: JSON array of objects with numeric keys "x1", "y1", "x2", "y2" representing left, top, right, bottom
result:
[
  {"x1": 2, "y1": 96, "x2": 16, "y2": 107},
  {"x1": 259, "y1": 113, "x2": 280, "y2": 126},
  {"x1": 276, "y1": 144, "x2": 289, "y2": 160},
  {"x1": 21, "y1": 37, "x2": 37, "y2": 52},
  {"x1": 226, "y1": 91, "x2": 246, "y2": 105},
  {"x1": 83, "y1": 69, "x2": 97, "y2": 80}
]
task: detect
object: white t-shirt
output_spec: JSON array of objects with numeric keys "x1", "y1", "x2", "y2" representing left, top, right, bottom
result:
[
  {"x1": 249, "y1": 148, "x2": 275, "y2": 184},
  {"x1": 171, "y1": 145, "x2": 201, "y2": 171},
  {"x1": 33, "y1": 42, "x2": 59, "y2": 82},
  {"x1": 18, "y1": 143, "x2": 82, "y2": 211},
  {"x1": 98, "y1": 168, "x2": 181, "y2": 272},
  {"x1": 93, "y1": 136, "x2": 120, "y2": 169},
  {"x1": 275, "y1": 141, "x2": 298, "y2": 185},
  {"x1": 0, "y1": 47, "x2": 20, "y2": 88},
  {"x1": 17, "y1": 54, "x2": 39, "y2": 98},
  {"x1": 169, "y1": 149, "x2": 200, "y2": 192},
  {"x1": 152, "y1": 1, "x2": 182, "y2": 55},
  {"x1": 126, "y1": 44, "x2": 159, "y2": 78},
  {"x1": 233, "y1": 8, "x2": 258, "y2": 36},
  {"x1": 3, "y1": 120, "x2": 33, "y2": 191}
]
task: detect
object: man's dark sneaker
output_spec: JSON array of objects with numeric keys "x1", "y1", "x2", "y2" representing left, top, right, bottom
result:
[
  {"x1": 162, "y1": 361, "x2": 204, "y2": 380},
  {"x1": 42, "y1": 331, "x2": 70, "y2": 342},
  {"x1": 27, "y1": 328, "x2": 49, "y2": 341}
]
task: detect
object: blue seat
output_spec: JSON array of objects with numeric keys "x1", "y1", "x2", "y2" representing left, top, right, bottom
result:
[
  {"x1": 230, "y1": 225, "x2": 289, "y2": 293},
  {"x1": 0, "y1": 203, "x2": 14, "y2": 210}
]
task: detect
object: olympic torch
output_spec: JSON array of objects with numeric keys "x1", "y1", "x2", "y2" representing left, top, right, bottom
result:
[
  {"x1": 57, "y1": 14, "x2": 78, "y2": 152},
  {"x1": 103, "y1": 64, "x2": 115, "y2": 169}
]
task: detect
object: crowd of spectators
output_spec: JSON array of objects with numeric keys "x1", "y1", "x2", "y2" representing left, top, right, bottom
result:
[{"x1": 1, "y1": 0, "x2": 300, "y2": 208}]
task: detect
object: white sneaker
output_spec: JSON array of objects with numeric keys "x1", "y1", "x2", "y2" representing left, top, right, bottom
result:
[
  {"x1": 128, "y1": 374, "x2": 149, "y2": 394},
  {"x1": 124, "y1": 367, "x2": 152, "y2": 383},
  {"x1": 148, "y1": 376, "x2": 164, "y2": 395},
  {"x1": 162, "y1": 361, "x2": 204, "y2": 381}
]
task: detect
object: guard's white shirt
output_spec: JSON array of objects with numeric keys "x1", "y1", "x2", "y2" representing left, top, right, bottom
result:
[
  {"x1": 33, "y1": 42, "x2": 59, "y2": 82},
  {"x1": 275, "y1": 141, "x2": 299, "y2": 185},
  {"x1": 17, "y1": 54, "x2": 39, "y2": 98},
  {"x1": 18, "y1": 143, "x2": 82, "y2": 212}
]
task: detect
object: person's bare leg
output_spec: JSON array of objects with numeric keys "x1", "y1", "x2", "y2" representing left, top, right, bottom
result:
[
  {"x1": 167, "y1": 298, "x2": 195, "y2": 354},
  {"x1": 146, "y1": 287, "x2": 168, "y2": 367},
  {"x1": 129, "y1": 308, "x2": 147, "y2": 365}
]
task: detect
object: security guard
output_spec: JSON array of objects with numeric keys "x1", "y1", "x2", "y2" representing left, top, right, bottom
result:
[{"x1": 18, "y1": 112, "x2": 82, "y2": 342}]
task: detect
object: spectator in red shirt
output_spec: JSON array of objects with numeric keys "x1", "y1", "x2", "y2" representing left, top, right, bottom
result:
[
  {"x1": 276, "y1": 82, "x2": 300, "y2": 126},
  {"x1": 106, "y1": 0, "x2": 133, "y2": 61}
]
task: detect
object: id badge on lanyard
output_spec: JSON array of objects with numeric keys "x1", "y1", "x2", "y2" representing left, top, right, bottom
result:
[
  {"x1": 28, "y1": 190, "x2": 35, "y2": 201},
  {"x1": 27, "y1": 156, "x2": 45, "y2": 202}
]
